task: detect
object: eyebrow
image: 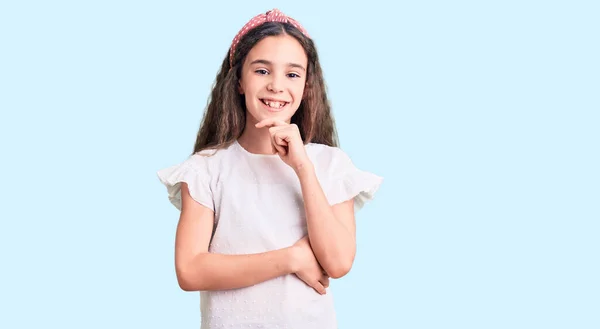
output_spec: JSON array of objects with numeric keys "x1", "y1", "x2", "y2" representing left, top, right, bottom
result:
[{"x1": 249, "y1": 59, "x2": 306, "y2": 72}]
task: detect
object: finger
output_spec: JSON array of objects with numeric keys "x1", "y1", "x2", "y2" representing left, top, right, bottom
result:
[
  {"x1": 279, "y1": 134, "x2": 292, "y2": 145},
  {"x1": 268, "y1": 125, "x2": 289, "y2": 132},
  {"x1": 271, "y1": 132, "x2": 288, "y2": 155},
  {"x1": 273, "y1": 140, "x2": 287, "y2": 156},
  {"x1": 264, "y1": 128, "x2": 279, "y2": 154},
  {"x1": 312, "y1": 281, "x2": 326, "y2": 295},
  {"x1": 268, "y1": 126, "x2": 287, "y2": 147},
  {"x1": 274, "y1": 131, "x2": 291, "y2": 147},
  {"x1": 255, "y1": 118, "x2": 288, "y2": 129},
  {"x1": 319, "y1": 275, "x2": 330, "y2": 288}
]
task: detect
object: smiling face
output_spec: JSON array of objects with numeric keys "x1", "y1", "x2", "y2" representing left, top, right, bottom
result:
[{"x1": 238, "y1": 34, "x2": 308, "y2": 124}]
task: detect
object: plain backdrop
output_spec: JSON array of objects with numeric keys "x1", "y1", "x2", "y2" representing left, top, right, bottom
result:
[{"x1": 1, "y1": 1, "x2": 598, "y2": 328}]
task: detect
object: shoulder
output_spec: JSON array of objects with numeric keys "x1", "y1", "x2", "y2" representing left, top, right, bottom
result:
[
  {"x1": 157, "y1": 148, "x2": 232, "y2": 211},
  {"x1": 306, "y1": 143, "x2": 353, "y2": 171},
  {"x1": 186, "y1": 142, "x2": 237, "y2": 171},
  {"x1": 157, "y1": 143, "x2": 236, "y2": 186},
  {"x1": 305, "y1": 143, "x2": 384, "y2": 211},
  {"x1": 306, "y1": 142, "x2": 351, "y2": 161}
]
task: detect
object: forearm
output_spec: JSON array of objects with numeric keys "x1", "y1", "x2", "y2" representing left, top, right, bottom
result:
[
  {"x1": 177, "y1": 247, "x2": 296, "y2": 291},
  {"x1": 295, "y1": 163, "x2": 356, "y2": 278}
]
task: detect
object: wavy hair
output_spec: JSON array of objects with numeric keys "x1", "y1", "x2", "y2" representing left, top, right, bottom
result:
[{"x1": 192, "y1": 22, "x2": 338, "y2": 154}]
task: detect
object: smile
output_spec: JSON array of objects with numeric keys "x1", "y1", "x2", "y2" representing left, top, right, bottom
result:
[{"x1": 260, "y1": 99, "x2": 289, "y2": 111}]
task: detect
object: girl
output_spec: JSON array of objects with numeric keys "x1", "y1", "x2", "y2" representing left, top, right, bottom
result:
[{"x1": 157, "y1": 8, "x2": 383, "y2": 329}]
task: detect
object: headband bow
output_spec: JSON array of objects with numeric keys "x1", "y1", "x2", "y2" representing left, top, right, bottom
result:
[{"x1": 229, "y1": 8, "x2": 310, "y2": 68}]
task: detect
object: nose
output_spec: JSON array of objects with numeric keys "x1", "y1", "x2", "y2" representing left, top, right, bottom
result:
[{"x1": 267, "y1": 75, "x2": 284, "y2": 93}]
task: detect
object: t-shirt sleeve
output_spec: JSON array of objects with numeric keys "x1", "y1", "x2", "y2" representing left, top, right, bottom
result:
[
  {"x1": 319, "y1": 147, "x2": 383, "y2": 212},
  {"x1": 156, "y1": 156, "x2": 214, "y2": 212}
]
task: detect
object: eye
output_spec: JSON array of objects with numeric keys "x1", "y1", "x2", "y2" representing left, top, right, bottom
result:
[
  {"x1": 255, "y1": 69, "x2": 269, "y2": 75},
  {"x1": 287, "y1": 72, "x2": 301, "y2": 78}
]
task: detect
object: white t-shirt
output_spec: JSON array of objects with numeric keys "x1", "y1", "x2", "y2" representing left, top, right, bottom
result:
[{"x1": 157, "y1": 139, "x2": 383, "y2": 329}]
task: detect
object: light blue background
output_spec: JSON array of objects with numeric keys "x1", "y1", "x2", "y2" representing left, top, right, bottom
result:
[{"x1": 1, "y1": 0, "x2": 598, "y2": 328}]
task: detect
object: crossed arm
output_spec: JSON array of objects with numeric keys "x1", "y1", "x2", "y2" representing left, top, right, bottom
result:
[
  {"x1": 174, "y1": 164, "x2": 356, "y2": 292},
  {"x1": 174, "y1": 182, "x2": 354, "y2": 293},
  {"x1": 175, "y1": 183, "x2": 297, "y2": 291},
  {"x1": 295, "y1": 163, "x2": 357, "y2": 279}
]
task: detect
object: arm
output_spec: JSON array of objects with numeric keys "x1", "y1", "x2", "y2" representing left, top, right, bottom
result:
[
  {"x1": 295, "y1": 163, "x2": 357, "y2": 279},
  {"x1": 252, "y1": 118, "x2": 357, "y2": 279},
  {"x1": 175, "y1": 183, "x2": 296, "y2": 291}
]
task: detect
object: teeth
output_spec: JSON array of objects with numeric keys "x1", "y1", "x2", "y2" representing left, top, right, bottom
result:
[{"x1": 263, "y1": 100, "x2": 286, "y2": 109}]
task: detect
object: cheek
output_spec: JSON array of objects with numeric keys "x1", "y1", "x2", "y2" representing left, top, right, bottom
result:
[
  {"x1": 245, "y1": 94, "x2": 257, "y2": 110},
  {"x1": 295, "y1": 84, "x2": 307, "y2": 101}
]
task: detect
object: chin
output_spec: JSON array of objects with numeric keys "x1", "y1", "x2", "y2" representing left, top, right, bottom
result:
[{"x1": 250, "y1": 106, "x2": 297, "y2": 123}]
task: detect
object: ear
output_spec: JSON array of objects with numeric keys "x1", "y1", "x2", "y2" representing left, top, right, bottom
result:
[{"x1": 238, "y1": 80, "x2": 244, "y2": 95}]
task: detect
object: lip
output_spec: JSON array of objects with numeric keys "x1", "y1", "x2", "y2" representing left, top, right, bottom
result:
[
  {"x1": 261, "y1": 98, "x2": 290, "y2": 103},
  {"x1": 260, "y1": 99, "x2": 289, "y2": 112}
]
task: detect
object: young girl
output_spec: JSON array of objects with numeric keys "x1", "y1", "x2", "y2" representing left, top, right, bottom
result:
[{"x1": 157, "y1": 8, "x2": 383, "y2": 328}]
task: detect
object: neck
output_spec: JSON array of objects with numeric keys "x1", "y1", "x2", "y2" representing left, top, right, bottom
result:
[{"x1": 238, "y1": 116, "x2": 286, "y2": 155}]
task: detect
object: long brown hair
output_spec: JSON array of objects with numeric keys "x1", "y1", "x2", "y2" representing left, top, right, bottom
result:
[{"x1": 192, "y1": 21, "x2": 339, "y2": 155}]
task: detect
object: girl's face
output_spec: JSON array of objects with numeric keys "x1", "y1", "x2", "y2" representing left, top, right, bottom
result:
[{"x1": 238, "y1": 34, "x2": 308, "y2": 124}]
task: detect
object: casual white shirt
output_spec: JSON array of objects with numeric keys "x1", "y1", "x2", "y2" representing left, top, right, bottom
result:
[{"x1": 157, "y1": 139, "x2": 383, "y2": 329}]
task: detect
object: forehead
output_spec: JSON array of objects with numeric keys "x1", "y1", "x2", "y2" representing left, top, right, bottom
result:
[{"x1": 246, "y1": 35, "x2": 307, "y2": 65}]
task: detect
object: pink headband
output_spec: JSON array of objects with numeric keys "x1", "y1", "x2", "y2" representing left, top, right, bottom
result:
[{"x1": 229, "y1": 8, "x2": 310, "y2": 68}]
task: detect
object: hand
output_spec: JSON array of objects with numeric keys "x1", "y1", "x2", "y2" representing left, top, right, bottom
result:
[
  {"x1": 291, "y1": 236, "x2": 330, "y2": 295},
  {"x1": 255, "y1": 119, "x2": 312, "y2": 172}
]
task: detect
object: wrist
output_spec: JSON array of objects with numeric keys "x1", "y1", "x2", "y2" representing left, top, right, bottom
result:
[
  {"x1": 294, "y1": 161, "x2": 315, "y2": 177},
  {"x1": 285, "y1": 245, "x2": 301, "y2": 273}
]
